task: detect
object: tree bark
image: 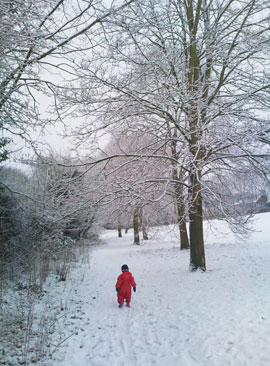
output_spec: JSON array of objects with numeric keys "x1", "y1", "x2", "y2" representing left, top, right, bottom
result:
[
  {"x1": 176, "y1": 200, "x2": 189, "y2": 250},
  {"x1": 118, "y1": 225, "x2": 122, "y2": 238},
  {"x1": 133, "y1": 209, "x2": 140, "y2": 245},
  {"x1": 186, "y1": 0, "x2": 206, "y2": 270},
  {"x1": 139, "y1": 209, "x2": 148, "y2": 240},
  {"x1": 142, "y1": 225, "x2": 148, "y2": 240},
  {"x1": 172, "y1": 167, "x2": 189, "y2": 250},
  {"x1": 189, "y1": 171, "x2": 206, "y2": 271}
]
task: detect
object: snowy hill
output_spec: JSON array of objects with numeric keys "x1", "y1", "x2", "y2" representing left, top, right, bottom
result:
[{"x1": 50, "y1": 212, "x2": 270, "y2": 366}]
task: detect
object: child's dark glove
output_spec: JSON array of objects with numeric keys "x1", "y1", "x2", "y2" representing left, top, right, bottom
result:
[
  {"x1": 133, "y1": 287, "x2": 136, "y2": 292},
  {"x1": 116, "y1": 288, "x2": 119, "y2": 292}
]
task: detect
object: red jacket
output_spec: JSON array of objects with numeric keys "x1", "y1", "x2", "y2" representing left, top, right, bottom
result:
[{"x1": 116, "y1": 271, "x2": 136, "y2": 297}]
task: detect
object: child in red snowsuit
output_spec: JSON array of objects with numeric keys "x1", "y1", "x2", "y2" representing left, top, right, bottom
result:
[{"x1": 115, "y1": 264, "x2": 136, "y2": 308}]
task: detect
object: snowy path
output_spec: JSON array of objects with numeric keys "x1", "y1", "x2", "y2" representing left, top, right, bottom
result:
[{"x1": 53, "y1": 214, "x2": 270, "y2": 366}]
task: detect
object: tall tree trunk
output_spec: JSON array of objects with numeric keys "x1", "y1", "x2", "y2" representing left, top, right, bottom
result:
[
  {"x1": 172, "y1": 167, "x2": 189, "y2": 250},
  {"x1": 133, "y1": 209, "x2": 140, "y2": 245},
  {"x1": 169, "y1": 124, "x2": 190, "y2": 250},
  {"x1": 118, "y1": 225, "x2": 122, "y2": 238},
  {"x1": 176, "y1": 199, "x2": 189, "y2": 250},
  {"x1": 139, "y1": 208, "x2": 148, "y2": 240},
  {"x1": 189, "y1": 171, "x2": 206, "y2": 271},
  {"x1": 142, "y1": 224, "x2": 148, "y2": 240},
  {"x1": 188, "y1": 119, "x2": 206, "y2": 270},
  {"x1": 185, "y1": 0, "x2": 206, "y2": 270}
]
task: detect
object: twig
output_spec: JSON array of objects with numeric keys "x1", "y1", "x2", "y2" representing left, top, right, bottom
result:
[{"x1": 50, "y1": 331, "x2": 77, "y2": 357}]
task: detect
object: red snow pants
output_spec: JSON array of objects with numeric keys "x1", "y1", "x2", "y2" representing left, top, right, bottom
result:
[
  {"x1": 117, "y1": 292, "x2": 131, "y2": 306},
  {"x1": 116, "y1": 271, "x2": 136, "y2": 306}
]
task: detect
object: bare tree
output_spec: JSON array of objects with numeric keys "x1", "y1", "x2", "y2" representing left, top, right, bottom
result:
[
  {"x1": 28, "y1": 154, "x2": 97, "y2": 242},
  {"x1": 58, "y1": 0, "x2": 270, "y2": 270},
  {"x1": 94, "y1": 130, "x2": 173, "y2": 244},
  {"x1": 0, "y1": 0, "x2": 135, "y2": 161}
]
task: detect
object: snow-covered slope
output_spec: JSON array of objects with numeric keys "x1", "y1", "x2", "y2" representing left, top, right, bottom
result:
[{"x1": 52, "y1": 213, "x2": 270, "y2": 366}]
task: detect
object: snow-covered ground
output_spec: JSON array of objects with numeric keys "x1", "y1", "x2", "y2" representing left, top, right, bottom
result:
[{"x1": 51, "y1": 213, "x2": 270, "y2": 366}]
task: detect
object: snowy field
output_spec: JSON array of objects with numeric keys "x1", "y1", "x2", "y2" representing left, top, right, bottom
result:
[{"x1": 50, "y1": 212, "x2": 270, "y2": 366}]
